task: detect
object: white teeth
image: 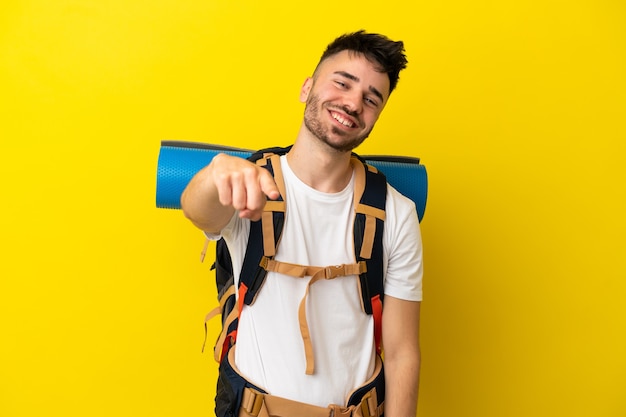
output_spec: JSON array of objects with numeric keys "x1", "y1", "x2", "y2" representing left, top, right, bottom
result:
[{"x1": 332, "y1": 112, "x2": 354, "y2": 127}]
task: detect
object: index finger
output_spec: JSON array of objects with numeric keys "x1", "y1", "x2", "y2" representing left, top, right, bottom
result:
[{"x1": 259, "y1": 169, "x2": 281, "y2": 201}]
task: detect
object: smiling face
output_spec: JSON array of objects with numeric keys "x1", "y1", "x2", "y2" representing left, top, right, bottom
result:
[{"x1": 300, "y1": 50, "x2": 391, "y2": 153}]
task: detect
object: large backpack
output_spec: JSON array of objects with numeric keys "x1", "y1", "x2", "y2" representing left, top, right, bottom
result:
[{"x1": 203, "y1": 145, "x2": 388, "y2": 376}]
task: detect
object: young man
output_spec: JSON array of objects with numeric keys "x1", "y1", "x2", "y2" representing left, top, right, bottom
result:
[{"x1": 182, "y1": 31, "x2": 423, "y2": 417}]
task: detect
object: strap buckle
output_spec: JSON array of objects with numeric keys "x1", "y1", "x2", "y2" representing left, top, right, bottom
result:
[
  {"x1": 359, "y1": 389, "x2": 382, "y2": 417},
  {"x1": 259, "y1": 256, "x2": 269, "y2": 270},
  {"x1": 324, "y1": 265, "x2": 346, "y2": 279},
  {"x1": 242, "y1": 388, "x2": 265, "y2": 416},
  {"x1": 359, "y1": 390, "x2": 372, "y2": 417}
]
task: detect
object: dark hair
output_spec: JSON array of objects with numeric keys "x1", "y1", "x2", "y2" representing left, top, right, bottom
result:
[{"x1": 315, "y1": 30, "x2": 408, "y2": 94}]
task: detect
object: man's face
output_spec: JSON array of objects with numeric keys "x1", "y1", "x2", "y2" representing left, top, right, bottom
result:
[{"x1": 300, "y1": 50, "x2": 391, "y2": 153}]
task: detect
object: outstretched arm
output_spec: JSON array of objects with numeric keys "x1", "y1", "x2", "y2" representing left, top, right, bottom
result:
[
  {"x1": 180, "y1": 153, "x2": 280, "y2": 233},
  {"x1": 382, "y1": 296, "x2": 421, "y2": 417}
]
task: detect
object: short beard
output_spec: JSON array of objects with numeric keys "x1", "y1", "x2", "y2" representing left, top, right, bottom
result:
[{"x1": 303, "y1": 93, "x2": 371, "y2": 153}]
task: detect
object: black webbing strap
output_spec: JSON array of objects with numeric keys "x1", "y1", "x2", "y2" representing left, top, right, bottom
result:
[
  {"x1": 239, "y1": 149, "x2": 287, "y2": 306},
  {"x1": 353, "y1": 160, "x2": 387, "y2": 315}
]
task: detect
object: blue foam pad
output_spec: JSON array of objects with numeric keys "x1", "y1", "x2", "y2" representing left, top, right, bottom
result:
[{"x1": 156, "y1": 141, "x2": 428, "y2": 222}]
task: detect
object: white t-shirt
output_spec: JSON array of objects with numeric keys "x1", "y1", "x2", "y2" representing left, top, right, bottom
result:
[{"x1": 218, "y1": 155, "x2": 423, "y2": 407}]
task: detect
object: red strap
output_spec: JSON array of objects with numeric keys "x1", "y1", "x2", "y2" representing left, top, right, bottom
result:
[
  {"x1": 237, "y1": 283, "x2": 248, "y2": 317},
  {"x1": 371, "y1": 294, "x2": 383, "y2": 355},
  {"x1": 220, "y1": 283, "x2": 249, "y2": 363},
  {"x1": 220, "y1": 330, "x2": 237, "y2": 363}
]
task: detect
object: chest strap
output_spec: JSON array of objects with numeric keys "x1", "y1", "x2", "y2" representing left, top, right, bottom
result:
[{"x1": 262, "y1": 257, "x2": 367, "y2": 375}]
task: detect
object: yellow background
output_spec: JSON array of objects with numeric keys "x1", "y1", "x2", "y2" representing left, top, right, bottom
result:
[{"x1": 1, "y1": 1, "x2": 624, "y2": 416}]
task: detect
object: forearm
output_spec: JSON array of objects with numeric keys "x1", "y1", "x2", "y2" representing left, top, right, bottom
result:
[
  {"x1": 381, "y1": 297, "x2": 421, "y2": 417},
  {"x1": 384, "y1": 347, "x2": 420, "y2": 417}
]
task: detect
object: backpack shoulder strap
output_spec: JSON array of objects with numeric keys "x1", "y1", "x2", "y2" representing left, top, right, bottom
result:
[
  {"x1": 351, "y1": 155, "x2": 387, "y2": 354},
  {"x1": 239, "y1": 146, "x2": 290, "y2": 305}
]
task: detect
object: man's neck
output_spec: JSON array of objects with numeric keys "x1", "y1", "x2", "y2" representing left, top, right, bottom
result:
[{"x1": 286, "y1": 124, "x2": 354, "y2": 193}]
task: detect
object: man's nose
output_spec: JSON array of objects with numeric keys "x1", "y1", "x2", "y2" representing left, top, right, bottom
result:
[{"x1": 342, "y1": 90, "x2": 363, "y2": 115}]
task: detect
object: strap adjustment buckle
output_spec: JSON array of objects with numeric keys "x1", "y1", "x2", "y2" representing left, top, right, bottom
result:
[
  {"x1": 242, "y1": 388, "x2": 265, "y2": 416},
  {"x1": 324, "y1": 265, "x2": 346, "y2": 279}
]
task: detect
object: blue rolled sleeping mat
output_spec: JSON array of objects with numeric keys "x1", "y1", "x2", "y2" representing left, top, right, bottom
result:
[{"x1": 155, "y1": 141, "x2": 428, "y2": 222}]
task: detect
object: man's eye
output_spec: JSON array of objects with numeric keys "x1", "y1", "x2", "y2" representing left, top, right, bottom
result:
[
  {"x1": 365, "y1": 97, "x2": 379, "y2": 107},
  {"x1": 335, "y1": 81, "x2": 347, "y2": 88}
]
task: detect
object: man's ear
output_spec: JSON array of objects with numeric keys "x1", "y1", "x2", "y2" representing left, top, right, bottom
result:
[{"x1": 299, "y1": 77, "x2": 313, "y2": 103}]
